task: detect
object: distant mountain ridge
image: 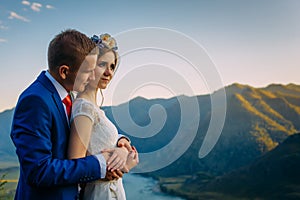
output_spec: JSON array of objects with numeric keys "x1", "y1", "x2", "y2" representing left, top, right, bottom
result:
[
  {"x1": 111, "y1": 82, "x2": 300, "y2": 176},
  {"x1": 0, "y1": 83, "x2": 299, "y2": 177},
  {"x1": 0, "y1": 108, "x2": 17, "y2": 167}
]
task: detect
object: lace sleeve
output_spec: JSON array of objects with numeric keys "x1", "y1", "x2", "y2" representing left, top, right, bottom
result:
[{"x1": 71, "y1": 99, "x2": 96, "y2": 123}]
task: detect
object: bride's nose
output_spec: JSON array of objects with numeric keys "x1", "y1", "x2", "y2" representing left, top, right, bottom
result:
[{"x1": 104, "y1": 66, "x2": 113, "y2": 76}]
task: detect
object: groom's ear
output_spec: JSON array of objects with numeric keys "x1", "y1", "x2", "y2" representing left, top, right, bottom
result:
[{"x1": 58, "y1": 65, "x2": 70, "y2": 80}]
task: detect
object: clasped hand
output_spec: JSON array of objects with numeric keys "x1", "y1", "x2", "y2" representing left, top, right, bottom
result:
[
  {"x1": 102, "y1": 147, "x2": 129, "y2": 171},
  {"x1": 101, "y1": 145, "x2": 139, "y2": 180}
]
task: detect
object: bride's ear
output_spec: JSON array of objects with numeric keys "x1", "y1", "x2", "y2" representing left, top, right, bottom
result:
[{"x1": 58, "y1": 65, "x2": 70, "y2": 80}]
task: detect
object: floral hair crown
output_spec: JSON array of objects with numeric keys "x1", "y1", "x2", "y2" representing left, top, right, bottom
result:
[{"x1": 91, "y1": 33, "x2": 118, "y2": 51}]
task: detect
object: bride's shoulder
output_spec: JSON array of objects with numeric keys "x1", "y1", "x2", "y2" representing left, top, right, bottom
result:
[
  {"x1": 73, "y1": 98, "x2": 96, "y2": 113},
  {"x1": 74, "y1": 98, "x2": 93, "y2": 106}
]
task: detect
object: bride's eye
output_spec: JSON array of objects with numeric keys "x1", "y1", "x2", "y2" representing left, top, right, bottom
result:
[
  {"x1": 110, "y1": 64, "x2": 116, "y2": 71},
  {"x1": 98, "y1": 62, "x2": 106, "y2": 68}
]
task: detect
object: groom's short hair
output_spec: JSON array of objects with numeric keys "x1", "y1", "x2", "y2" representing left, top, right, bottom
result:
[{"x1": 47, "y1": 29, "x2": 98, "y2": 73}]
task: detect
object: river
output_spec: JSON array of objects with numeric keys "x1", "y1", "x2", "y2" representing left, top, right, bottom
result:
[
  {"x1": 123, "y1": 173, "x2": 185, "y2": 200},
  {"x1": 1, "y1": 168, "x2": 185, "y2": 199}
]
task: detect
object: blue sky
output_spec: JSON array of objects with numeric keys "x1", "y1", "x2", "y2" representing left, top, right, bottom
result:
[{"x1": 0, "y1": 0, "x2": 299, "y2": 112}]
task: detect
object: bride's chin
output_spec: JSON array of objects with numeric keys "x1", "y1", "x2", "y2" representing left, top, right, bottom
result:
[{"x1": 97, "y1": 84, "x2": 107, "y2": 90}]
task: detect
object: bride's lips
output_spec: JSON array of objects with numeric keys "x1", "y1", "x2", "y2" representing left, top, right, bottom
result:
[{"x1": 101, "y1": 78, "x2": 110, "y2": 83}]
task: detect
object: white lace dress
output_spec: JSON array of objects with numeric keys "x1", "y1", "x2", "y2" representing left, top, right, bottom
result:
[{"x1": 71, "y1": 98, "x2": 126, "y2": 200}]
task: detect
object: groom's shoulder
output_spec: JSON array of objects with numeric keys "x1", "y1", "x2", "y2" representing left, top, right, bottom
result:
[
  {"x1": 22, "y1": 72, "x2": 53, "y2": 95},
  {"x1": 17, "y1": 77, "x2": 53, "y2": 107}
]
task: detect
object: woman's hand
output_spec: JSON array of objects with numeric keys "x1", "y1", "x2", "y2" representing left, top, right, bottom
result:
[
  {"x1": 117, "y1": 137, "x2": 132, "y2": 152},
  {"x1": 122, "y1": 146, "x2": 139, "y2": 173},
  {"x1": 101, "y1": 147, "x2": 129, "y2": 171}
]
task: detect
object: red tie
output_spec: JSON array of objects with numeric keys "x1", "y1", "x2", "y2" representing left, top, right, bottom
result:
[{"x1": 62, "y1": 94, "x2": 72, "y2": 120}]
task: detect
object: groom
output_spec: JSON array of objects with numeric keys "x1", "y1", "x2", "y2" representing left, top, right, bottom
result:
[{"x1": 10, "y1": 29, "x2": 130, "y2": 200}]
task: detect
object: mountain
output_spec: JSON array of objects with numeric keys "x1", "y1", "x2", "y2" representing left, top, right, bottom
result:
[
  {"x1": 0, "y1": 83, "x2": 299, "y2": 177},
  {"x1": 0, "y1": 108, "x2": 17, "y2": 167},
  {"x1": 104, "y1": 83, "x2": 300, "y2": 176},
  {"x1": 170, "y1": 133, "x2": 300, "y2": 200},
  {"x1": 204, "y1": 83, "x2": 300, "y2": 173}
]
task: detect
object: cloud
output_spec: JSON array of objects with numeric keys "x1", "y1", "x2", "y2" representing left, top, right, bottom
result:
[
  {"x1": 0, "y1": 25, "x2": 8, "y2": 30},
  {"x1": 21, "y1": 1, "x2": 44, "y2": 12},
  {"x1": 0, "y1": 38, "x2": 7, "y2": 43},
  {"x1": 31, "y1": 2, "x2": 42, "y2": 12},
  {"x1": 0, "y1": 21, "x2": 8, "y2": 30},
  {"x1": 22, "y1": 1, "x2": 30, "y2": 6},
  {"x1": 8, "y1": 11, "x2": 30, "y2": 22},
  {"x1": 46, "y1": 5, "x2": 55, "y2": 9}
]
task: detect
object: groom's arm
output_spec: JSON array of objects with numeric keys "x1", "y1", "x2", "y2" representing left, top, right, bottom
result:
[{"x1": 11, "y1": 95, "x2": 102, "y2": 187}]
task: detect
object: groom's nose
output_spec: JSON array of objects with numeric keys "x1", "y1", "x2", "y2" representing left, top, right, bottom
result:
[{"x1": 89, "y1": 70, "x2": 95, "y2": 81}]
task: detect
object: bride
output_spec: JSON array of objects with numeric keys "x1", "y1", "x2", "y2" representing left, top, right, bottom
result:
[{"x1": 68, "y1": 33, "x2": 139, "y2": 199}]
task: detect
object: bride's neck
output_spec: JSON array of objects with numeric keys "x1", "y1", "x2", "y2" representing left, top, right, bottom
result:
[{"x1": 77, "y1": 87, "x2": 98, "y2": 105}]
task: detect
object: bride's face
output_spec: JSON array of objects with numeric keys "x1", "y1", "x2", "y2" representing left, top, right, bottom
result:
[{"x1": 91, "y1": 51, "x2": 116, "y2": 89}]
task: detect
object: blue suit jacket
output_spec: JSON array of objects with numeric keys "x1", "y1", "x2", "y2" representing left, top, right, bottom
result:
[{"x1": 11, "y1": 71, "x2": 102, "y2": 200}]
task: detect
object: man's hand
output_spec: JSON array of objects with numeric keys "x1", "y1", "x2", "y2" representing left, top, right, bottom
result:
[
  {"x1": 104, "y1": 170, "x2": 123, "y2": 181},
  {"x1": 117, "y1": 137, "x2": 131, "y2": 152}
]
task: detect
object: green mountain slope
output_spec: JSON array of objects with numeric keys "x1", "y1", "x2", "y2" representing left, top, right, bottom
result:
[{"x1": 124, "y1": 83, "x2": 300, "y2": 176}]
